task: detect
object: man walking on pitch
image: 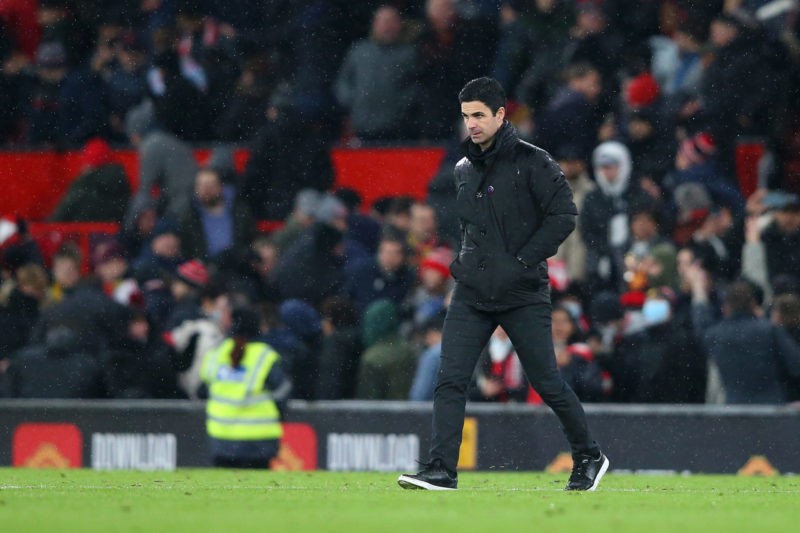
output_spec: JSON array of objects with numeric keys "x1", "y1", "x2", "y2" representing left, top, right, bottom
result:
[{"x1": 398, "y1": 77, "x2": 608, "y2": 491}]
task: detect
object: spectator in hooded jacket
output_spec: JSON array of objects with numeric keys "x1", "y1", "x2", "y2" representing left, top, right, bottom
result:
[{"x1": 580, "y1": 141, "x2": 650, "y2": 291}]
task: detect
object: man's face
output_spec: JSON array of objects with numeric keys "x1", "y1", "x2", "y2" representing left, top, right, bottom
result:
[
  {"x1": 427, "y1": 0, "x2": 457, "y2": 31},
  {"x1": 195, "y1": 170, "x2": 223, "y2": 208},
  {"x1": 95, "y1": 257, "x2": 128, "y2": 283},
  {"x1": 410, "y1": 204, "x2": 437, "y2": 242},
  {"x1": 598, "y1": 162, "x2": 620, "y2": 183},
  {"x1": 774, "y1": 209, "x2": 800, "y2": 234},
  {"x1": 627, "y1": 117, "x2": 654, "y2": 141},
  {"x1": 710, "y1": 20, "x2": 738, "y2": 48},
  {"x1": 378, "y1": 240, "x2": 405, "y2": 273},
  {"x1": 573, "y1": 71, "x2": 602, "y2": 102},
  {"x1": 631, "y1": 212, "x2": 658, "y2": 241},
  {"x1": 371, "y1": 6, "x2": 402, "y2": 44},
  {"x1": 461, "y1": 100, "x2": 504, "y2": 151},
  {"x1": 53, "y1": 257, "x2": 80, "y2": 289},
  {"x1": 151, "y1": 233, "x2": 180, "y2": 258},
  {"x1": 38, "y1": 66, "x2": 67, "y2": 84}
]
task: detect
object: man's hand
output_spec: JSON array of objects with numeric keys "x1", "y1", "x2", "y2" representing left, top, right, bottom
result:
[
  {"x1": 745, "y1": 215, "x2": 763, "y2": 244},
  {"x1": 684, "y1": 261, "x2": 711, "y2": 302}
]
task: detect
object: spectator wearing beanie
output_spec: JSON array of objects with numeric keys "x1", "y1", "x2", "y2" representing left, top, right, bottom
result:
[
  {"x1": 315, "y1": 193, "x2": 369, "y2": 269},
  {"x1": 669, "y1": 131, "x2": 745, "y2": 216},
  {"x1": 276, "y1": 299, "x2": 323, "y2": 401},
  {"x1": 162, "y1": 259, "x2": 213, "y2": 372},
  {"x1": 131, "y1": 216, "x2": 184, "y2": 279},
  {"x1": 625, "y1": 72, "x2": 661, "y2": 111},
  {"x1": 271, "y1": 189, "x2": 321, "y2": 254},
  {"x1": 355, "y1": 299, "x2": 416, "y2": 400},
  {"x1": 408, "y1": 246, "x2": 453, "y2": 328}
]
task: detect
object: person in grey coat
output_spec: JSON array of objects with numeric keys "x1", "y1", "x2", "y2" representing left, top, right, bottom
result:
[
  {"x1": 334, "y1": 5, "x2": 417, "y2": 142},
  {"x1": 124, "y1": 99, "x2": 197, "y2": 219}
]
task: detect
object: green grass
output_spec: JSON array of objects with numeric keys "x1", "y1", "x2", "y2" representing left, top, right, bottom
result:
[{"x1": 1, "y1": 469, "x2": 797, "y2": 532}]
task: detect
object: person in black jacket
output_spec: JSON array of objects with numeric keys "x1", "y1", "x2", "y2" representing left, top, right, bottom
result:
[{"x1": 398, "y1": 77, "x2": 608, "y2": 492}]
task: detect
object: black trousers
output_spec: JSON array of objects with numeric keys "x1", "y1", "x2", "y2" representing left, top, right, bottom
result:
[{"x1": 430, "y1": 298, "x2": 600, "y2": 472}]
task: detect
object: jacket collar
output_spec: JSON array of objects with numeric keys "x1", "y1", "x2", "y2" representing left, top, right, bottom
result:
[{"x1": 460, "y1": 121, "x2": 517, "y2": 194}]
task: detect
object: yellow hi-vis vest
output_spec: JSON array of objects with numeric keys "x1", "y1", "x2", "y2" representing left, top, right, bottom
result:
[{"x1": 201, "y1": 339, "x2": 283, "y2": 441}]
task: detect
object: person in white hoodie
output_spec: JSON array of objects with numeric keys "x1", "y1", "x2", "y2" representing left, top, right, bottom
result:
[{"x1": 579, "y1": 141, "x2": 650, "y2": 291}]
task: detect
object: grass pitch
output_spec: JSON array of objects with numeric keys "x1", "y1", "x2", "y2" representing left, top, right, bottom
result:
[{"x1": 1, "y1": 469, "x2": 797, "y2": 532}]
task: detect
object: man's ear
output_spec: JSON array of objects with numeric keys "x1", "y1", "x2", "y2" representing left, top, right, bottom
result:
[{"x1": 495, "y1": 106, "x2": 506, "y2": 121}]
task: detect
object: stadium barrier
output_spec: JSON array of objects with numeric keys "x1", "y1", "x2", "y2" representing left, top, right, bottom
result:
[
  {"x1": 1, "y1": 400, "x2": 798, "y2": 475},
  {"x1": 0, "y1": 146, "x2": 446, "y2": 221}
]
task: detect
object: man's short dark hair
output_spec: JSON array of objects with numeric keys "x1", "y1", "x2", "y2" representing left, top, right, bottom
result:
[
  {"x1": 564, "y1": 62, "x2": 599, "y2": 82},
  {"x1": 458, "y1": 77, "x2": 506, "y2": 114},
  {"x1": 724, "y1": 280, "x2": 757, "y2": 315}
]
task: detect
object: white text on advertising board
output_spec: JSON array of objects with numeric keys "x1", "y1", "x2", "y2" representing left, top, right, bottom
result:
[
  {"x1": 327, "y1": 433, "x2": 419, "y2": 471},
  {"x1": 91, "y1": 433, "x2": 177, "y2": 471}
]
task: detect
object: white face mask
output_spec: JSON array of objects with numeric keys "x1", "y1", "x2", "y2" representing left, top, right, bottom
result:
[
  {"x1": 489, "y1": 336, "x2": 514, "y2": 363},
  {"x1": 642, "y1": 299, "x2": 671, "y2": 326}
]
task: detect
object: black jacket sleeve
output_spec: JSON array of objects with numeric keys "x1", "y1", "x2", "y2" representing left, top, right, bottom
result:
[{"x1": 516, "y1": 154, "x2": 577, "y2": 265}]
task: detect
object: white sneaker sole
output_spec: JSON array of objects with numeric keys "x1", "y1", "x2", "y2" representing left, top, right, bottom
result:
[
  {"x1": 587, "y1": 455, "x2": 610, "y2": 491},
  {"x1": 397, "y1": 475, "x2": 457, "y2": 491}
]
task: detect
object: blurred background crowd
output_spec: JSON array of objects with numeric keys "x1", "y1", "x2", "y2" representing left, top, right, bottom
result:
[{"x1": 1, "y1": 0, "x2": 799, "y2": 405}]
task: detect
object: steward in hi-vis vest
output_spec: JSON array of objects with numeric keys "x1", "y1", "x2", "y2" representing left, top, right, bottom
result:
[{"x1": 201, "y1": 307, "x2": 291, "y2": 468}]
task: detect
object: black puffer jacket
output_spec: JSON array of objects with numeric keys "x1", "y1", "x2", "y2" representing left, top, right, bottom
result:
[{"x1": 450, "y1": 122, "x2": 577, "y2": 311}]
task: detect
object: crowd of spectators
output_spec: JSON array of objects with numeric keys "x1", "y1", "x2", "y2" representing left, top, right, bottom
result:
[{"x1": 1, "y1": 0, "x2": 800, "y2": 405}]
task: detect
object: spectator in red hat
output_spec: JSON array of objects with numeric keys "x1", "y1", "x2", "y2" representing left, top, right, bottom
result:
[
  {"x1": 169, "y1": 259, "x2": 210, "y2": 322},
  {"x1": 49, "y1": 137, "x2": 130, "y2": 223},
  {"x1": 625, "y1": 72, "x2": 660, "y2": 110},
  {"x1": 668, "y1": 131, "x2": 745, "y2": 216},
  {"x1": 408, "y1": 246, "x2": 453, "y2": 329}
]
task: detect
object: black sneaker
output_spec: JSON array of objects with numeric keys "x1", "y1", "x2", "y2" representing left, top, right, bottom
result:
[
  {"x1": 565, "y1": 452, "x2": 609, "y2": 491},
  {"x1": 397, "y1": 459, "x2": 458, "y2": 491}
]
